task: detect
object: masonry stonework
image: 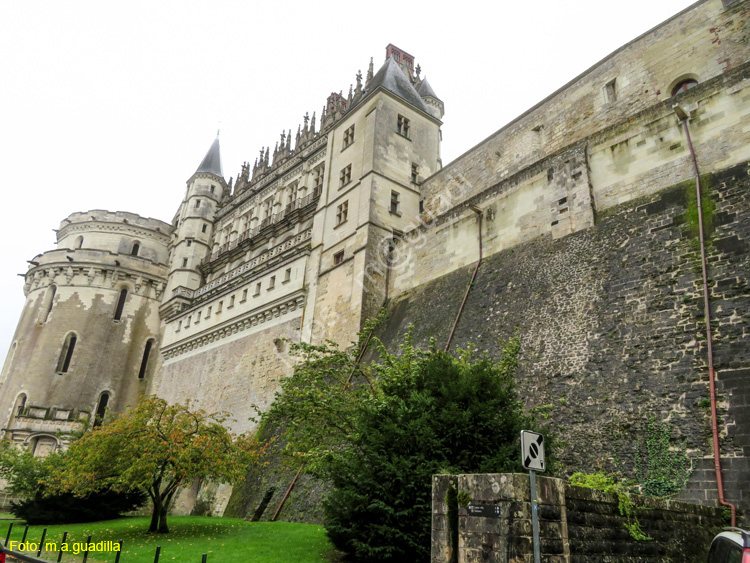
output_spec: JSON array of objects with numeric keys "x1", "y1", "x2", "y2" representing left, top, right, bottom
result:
[{"x1": 1, "y1": 0, "x2": 748, "y2": 521}]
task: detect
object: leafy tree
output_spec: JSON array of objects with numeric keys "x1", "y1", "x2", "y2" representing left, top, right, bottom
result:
[
  {"x1": 264, "y1": 326, "x2": 547, "y2": 562},
  {"x1": 50, "y1": 396, "x2": 262, "y2": 533},
  {"x1": 0, "y1": 442, "x2": 145, "y2": 525}
]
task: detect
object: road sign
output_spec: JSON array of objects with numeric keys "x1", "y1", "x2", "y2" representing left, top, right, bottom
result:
[{"x1": 521, "y1": 430, "x2": 545, "y2": 472}]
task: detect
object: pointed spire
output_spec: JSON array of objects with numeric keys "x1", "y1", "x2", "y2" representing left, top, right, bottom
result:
[
  {"x1": 367, "y1": 57, "x2": 374, "y2": 83},
  {"x1": 311, "y1": 111, "x2": 316, "y2": 134},
  {"x1": 286, "y1": 129, "x2": 292, "y2": 152},
  {"x1": 195, "y1": 134, "x2": 223, "y2": 177}
]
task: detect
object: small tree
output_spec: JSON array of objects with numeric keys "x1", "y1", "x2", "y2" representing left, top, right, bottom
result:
[{"x1": 50, "y1": 396, "x2": 262, "y2": 533}]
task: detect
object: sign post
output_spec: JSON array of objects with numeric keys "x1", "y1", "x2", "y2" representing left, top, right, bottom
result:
[{"x1": 521, "y1": 430, "x2": 545, "y2": 563}]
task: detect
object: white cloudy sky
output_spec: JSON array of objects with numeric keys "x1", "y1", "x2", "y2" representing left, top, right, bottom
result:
[{"x1": 0, "y1": 0, "x2": 697, "y2": 360}]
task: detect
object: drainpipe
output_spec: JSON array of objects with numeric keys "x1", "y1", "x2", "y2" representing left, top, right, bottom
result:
[
  {"x1": 674, "y1": 103, "x2": 736, "y2": 527},
  {"x1": 272, "y1": 237, "x2": 393, "y2": 520},
  {"x1": 445, "y1": 205, "x2": 483, "y2": 353}
]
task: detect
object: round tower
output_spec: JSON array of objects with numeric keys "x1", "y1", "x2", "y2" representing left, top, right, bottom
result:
[
  {"x1": 0, "y1": 210, "x2": 172, "y2": 454},
  {"x1": 162, "y1": 135, "x2": 227, "y2": 316}
]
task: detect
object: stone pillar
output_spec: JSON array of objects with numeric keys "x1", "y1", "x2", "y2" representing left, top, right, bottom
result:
[
  {"x1": 432, "y1": 474, "x2": 458, "y2": 563},
  {"x1": 432, "y1": 473, "x2": 570, "y2": 563}
]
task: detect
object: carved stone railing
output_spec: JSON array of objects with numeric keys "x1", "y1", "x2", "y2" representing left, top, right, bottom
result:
[{"x1": 205, "y1": 188, "x2": 320, "y2": 264}]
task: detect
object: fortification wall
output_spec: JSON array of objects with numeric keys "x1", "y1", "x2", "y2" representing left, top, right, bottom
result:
[
  {"x1": 419, "y1": 0, "x2": 749, "y2": 216},
  {"x1": 393, "y1": 62, "x2": 750, "y2": 295},
  {"x1": 377, "y1": 161, "x2": 750, "y2": 513}
]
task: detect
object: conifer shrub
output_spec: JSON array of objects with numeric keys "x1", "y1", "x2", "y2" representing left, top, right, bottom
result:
[{"x1": 264, "y1": 324, "x2": 549, "y2": 562}]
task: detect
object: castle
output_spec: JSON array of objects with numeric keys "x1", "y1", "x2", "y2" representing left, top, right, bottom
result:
[{"x1": 1, "y1": 0, "x2": 749, "y2": 519}]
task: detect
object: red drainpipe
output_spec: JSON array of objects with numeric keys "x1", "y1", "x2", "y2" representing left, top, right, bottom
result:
[{"x1": 676, "y1": 105, "x2": 736, "y2": 527}]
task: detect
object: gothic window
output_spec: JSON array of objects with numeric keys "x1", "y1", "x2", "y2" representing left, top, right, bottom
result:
[
  {"x1": 671, "y1": 78, "x2": 698, "y2": 96},
  {"x1": 93, "y1": 392, "x2": 109, "y2": 427},
  {"x1": 13, "y1": 393, "x2": 26, "y2": 417},
  {"x1": 334, "y1": 250, "x2": 345, "y2": 265},
  {"x1": 336, "y1": 201, "x2": 349, "y2": 226},
  {"x1": 113, "y1": 289, "x2": 127, "y2": 321},
  {"x1": 397, "y1": 115, "x2": 410, "y2": 138},
  {"x1": 343, "y1": 125, "x2": 355, "y2": 149},
  {"x1": 138, "y1": 340, "x2": 154, "y2": 380},
  {"x1": 56, "y1": 333, "x2": 77, "y2": 373},
  {"x1": 390, "y1": 191, "x2": 400, "y2": 215},
  {"x1": 131, "y1": 242, "x2": 140, "y2": 256},
  {"x1": 411, "y1": 163, "x2": 419, "y2": 183},
  {"x1": 339, "y1": 165, "x2": 352, "y2": 188}
]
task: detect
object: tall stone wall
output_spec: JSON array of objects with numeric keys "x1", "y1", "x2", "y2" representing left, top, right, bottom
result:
[{"x1": 378, "y1": 162, "x2": 750, "y2": 514}]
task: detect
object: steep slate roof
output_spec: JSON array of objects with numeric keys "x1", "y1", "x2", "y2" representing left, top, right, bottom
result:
[
  {"x1": 195, "y1": 136, "x2": 223, "y2": 177},
  {"x1": 366, "y1": 57, "x2": 430, "y2": 113},
  {"x1": 416, "y1": 77, "x2": 440, "y2": 101}
]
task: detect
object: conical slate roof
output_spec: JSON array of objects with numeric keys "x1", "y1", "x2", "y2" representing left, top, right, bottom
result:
[
  {"x1": 416, "y1": 77, "x2": 440, "y2": 101},
  {"x1": 195, "y1": 136, "x2": 223, "y2": 177},
  {"x1": 367, "y1": 57, "x2": 430, "y2": 113}
]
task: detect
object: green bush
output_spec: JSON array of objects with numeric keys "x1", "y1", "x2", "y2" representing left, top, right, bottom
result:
[
  {"x1": 265, "y1": 326, "x2": 548, "y2": 562},
  {"x1": 11, "y1": 490, "x2": 146, "y2": 525}
]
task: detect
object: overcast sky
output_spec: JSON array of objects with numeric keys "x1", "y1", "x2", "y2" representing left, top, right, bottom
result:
[{"x1": 0, "y1": 0, "x2": 698, "y2": 362}]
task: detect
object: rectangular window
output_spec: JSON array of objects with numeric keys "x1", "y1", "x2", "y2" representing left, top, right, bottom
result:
[
  {"x1": 228, "y1": 295, "x2": 235, "y2": 308},
  {"x1": 195, "y1": 311, "x2": 201, "y2": 324},
  {"x1": 268, "y1": 276, "x2": 276, "y2": 290},
  {"x1": 202, "y1": 224, "x2": 208, "y2": 233},
  {"x1": 182, "y1": 258, "x2": 188, "y2": 268},
  {"x1": 343, "y1": 125, "x2": 355, "y2": 148},
  {"x1": 390, "y1": 191, "x2": 400, "y2": 215},
  {"x1": 411, "y1": 163, "x2": 419, "y2": 183},
  {"x1": 195, "y1": 199, "x2": 201, "y2": 208},
  {"x1": 339, "y1": 164, "x2": 352, "y2": 188},
  {"x1": 604, "y1": 78, "x2": 617, "y2": 102},
  {"x1": 176, "y1": 320, "x2": 182, "y2": 332},
  {"x1": 336, "y1": 201, "x2": 349, "y2": 226},
  {"x1": 284, "y1": 268, "x2": 291, "y2": 282},
  {"x1": 241, "y1": 289, "x2": 248, "y2": 302},
  {"x1": 187, "y1": 239, "x2": 192, "y2": 247},
  {"x1": 313, "y1": 164, "x2": 325, "y2": 191},
  {"x1": 217, "y1": 301, "x2": 223, "y2": 313},
  {"x1": 397, "y1": 115, "x2": 410, "y2": 138},
  {"x1": 186, "y1": 315, "x2": 191, "y2": 326},
  {"x1": 206, "y1": 306, "x2": 212, "y2": 318},
  {"x1": 334, "y1": 250, "x2": 345, "y2": 265},
  {"x1": 254, "y1": 282, "x2": 261, "y2": 296},
  {"x1": 210, "y1": 185, "x2": 215, "y2": 193},
  {"x1": 419, "y1": 199, "x2": 424, "y2": 213}
]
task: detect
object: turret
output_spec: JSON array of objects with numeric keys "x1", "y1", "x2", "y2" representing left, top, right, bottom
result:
[{"x1": 162, "y1": 135, "x2": 227, "y2": 315}]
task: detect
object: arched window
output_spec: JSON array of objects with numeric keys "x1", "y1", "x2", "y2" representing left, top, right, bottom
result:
[
  {"x1": 138, "y1": 340, "x2": 154, "y2": 380},
  {"x1": 56, "y1": 333, "x2": 77, "y2": 373},
  {"x1": 131, "y1": 243, "x2": 140, "y2": 256},
  {"x1": 42, "y1": 285, "x2": 56, "y2": 323},
  {"x1": 114, "y1": 289, "x2": 127, "y2": 321},
  {"x1": 93, "y1": 393, "x2": 109, "y2": 427},
  {"x1": 75, "y1": 236, "x2": 84, "y2": 249},
  {"x1": 13, "y1": 393, "x2": 27, "y2": 417},
  {"x1": 671, "y1": 78, "x2": 698, "y2": 96}
]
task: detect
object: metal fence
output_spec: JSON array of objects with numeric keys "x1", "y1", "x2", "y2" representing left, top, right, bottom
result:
[{"x1": 1, "y1": 522, "x2": 209, "y2": 563}]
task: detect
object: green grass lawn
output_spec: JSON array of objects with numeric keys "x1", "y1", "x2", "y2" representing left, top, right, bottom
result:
[{"x1": 2, "y1": 516, "x2": 335, "y2": 563}]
